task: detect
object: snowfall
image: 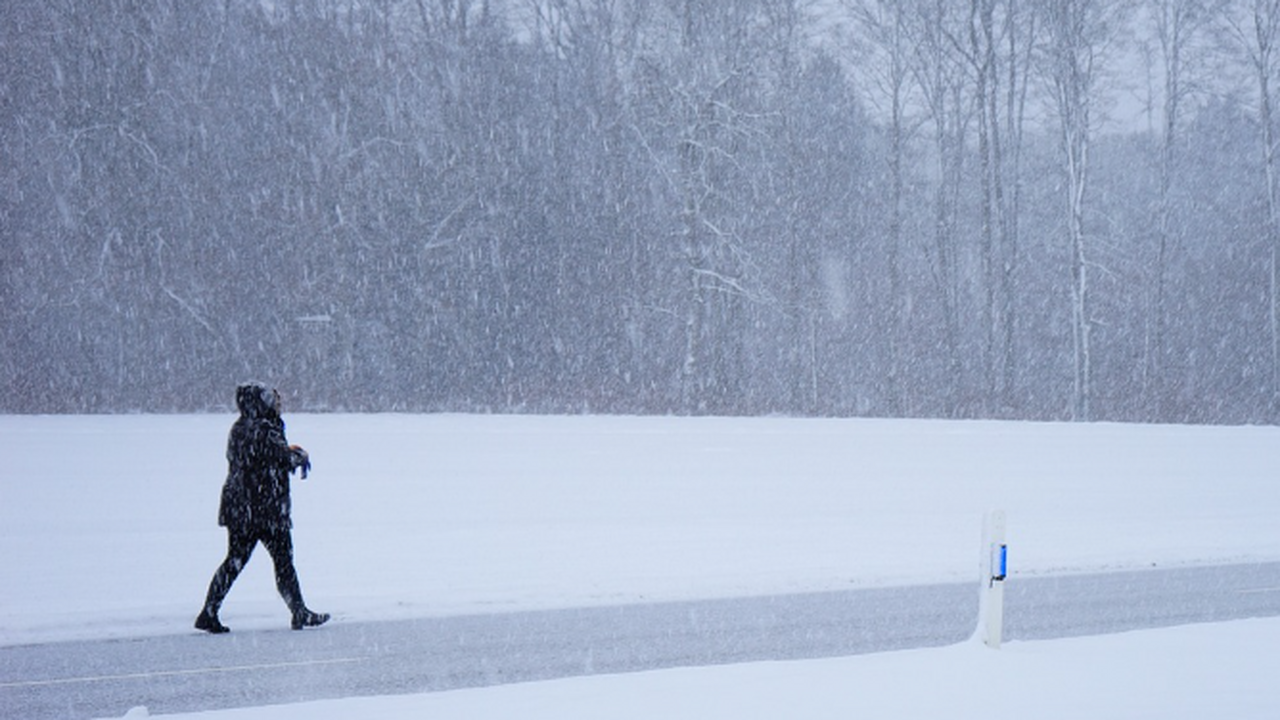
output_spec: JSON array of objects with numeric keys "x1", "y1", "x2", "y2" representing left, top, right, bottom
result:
[{"x1": 3, "y1": 413, "x2": 1279, "y2": 719}]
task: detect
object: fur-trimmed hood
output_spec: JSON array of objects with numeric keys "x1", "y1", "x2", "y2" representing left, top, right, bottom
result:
[{"x1": 235, "y1": 381, "x2": 279, "y2": 419}]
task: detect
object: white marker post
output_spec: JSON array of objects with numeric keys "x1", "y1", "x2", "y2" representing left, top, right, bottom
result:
[{"x1": 979, "y1": 510, "x2": 1007, "y2": 649}]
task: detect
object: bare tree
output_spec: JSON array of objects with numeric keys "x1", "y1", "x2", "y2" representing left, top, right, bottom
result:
[
  {"x1": 1223, "y1": 0, "x2": 1280, "y2": 415},
  {"x1": 845, "y1": 0, "x2": 916, "y2": 415},
  {"x1": 632, "y1": 1, "x2": 776, "y2": 412},
  {"x1": 997, "y1": 0, "x2": 1037, "y2": 412},
  {"x1": 1144, "y1": 0, "x2": 1223, "y2": 417},
  {"x1": 906, "y1": 0, "x2": 970, "y2": 414},
  {"x1": 970, "y1": 0, "x2": 1002, "y2": 410},
  {"x1": 1039, "y1": 0, "x2": 1125, "y2": 420}
]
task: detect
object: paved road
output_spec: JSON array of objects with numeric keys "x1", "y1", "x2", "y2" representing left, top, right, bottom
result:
[{"x1": 4, "y1": 562, "x2": 1279, "y2": 720}]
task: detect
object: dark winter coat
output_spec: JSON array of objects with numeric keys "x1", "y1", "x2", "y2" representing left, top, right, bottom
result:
[{"x1": 217, "y1": 382, "x2": 308, "y2": 531}]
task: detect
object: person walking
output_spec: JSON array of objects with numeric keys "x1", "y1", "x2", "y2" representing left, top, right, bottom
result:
[{"x1": 195, "y1": 382, "x2": 329, "y2": 633}]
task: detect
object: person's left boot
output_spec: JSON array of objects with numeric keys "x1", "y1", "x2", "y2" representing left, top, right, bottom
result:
[
  {"x1": 291, "y1": 608, "x2": 330, "y2": 630},
  {"x1": 195, "y1": 609, "x2": 230, "y2": 634}
]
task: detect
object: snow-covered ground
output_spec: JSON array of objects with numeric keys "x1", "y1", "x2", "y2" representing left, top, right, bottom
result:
[{"x1": 3, "y1": 413, "x2": 1279, "y2": 718}]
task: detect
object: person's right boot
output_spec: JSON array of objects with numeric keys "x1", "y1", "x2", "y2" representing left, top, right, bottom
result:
[
  {"x1": 291, "y1": 608, "x2": 330, "y2": 630},
  {"x1": 195, "y1": 608, "x2": 230, "y2": 634}
]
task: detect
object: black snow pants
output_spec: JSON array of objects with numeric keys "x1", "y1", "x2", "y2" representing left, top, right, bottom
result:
[{"x1": 202, "y1": 524, "x2": 306, "y2": 614}]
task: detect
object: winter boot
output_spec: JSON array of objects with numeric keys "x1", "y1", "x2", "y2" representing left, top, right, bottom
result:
[
  {"x1": 195, "y1": 609, "x2": 230, "y2": 634},
  {"x1": 291, "y1": 608, "x2": 330, "y2": 630}
]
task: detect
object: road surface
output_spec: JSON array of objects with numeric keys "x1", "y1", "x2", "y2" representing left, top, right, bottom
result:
[{"x1": 3, "y1": 562, "x2": 1279, "y2": 719}]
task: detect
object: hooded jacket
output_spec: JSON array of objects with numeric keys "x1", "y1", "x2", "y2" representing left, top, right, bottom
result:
[{"x1": 217, "y1": 382, "x2": 308, "y2": 531}]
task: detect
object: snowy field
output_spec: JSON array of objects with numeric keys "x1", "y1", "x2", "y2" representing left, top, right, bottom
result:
[{"x1": 3, "y1": 413, "x2": 1280, "y2": 718}]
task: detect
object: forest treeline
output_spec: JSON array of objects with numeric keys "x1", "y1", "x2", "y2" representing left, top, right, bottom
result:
[{"x1": 3, "y1": 0, "x2": 1279, "y2": 422}]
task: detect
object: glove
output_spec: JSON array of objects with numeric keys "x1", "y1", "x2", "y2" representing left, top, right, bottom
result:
[{"x1": 290, "y1": 445, "x2": 311, "y2": 479}]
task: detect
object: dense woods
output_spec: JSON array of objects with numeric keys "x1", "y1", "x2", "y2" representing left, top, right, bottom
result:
[{"x1": 3, "y1": 0, "x2": 1279, "y2": 423}]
